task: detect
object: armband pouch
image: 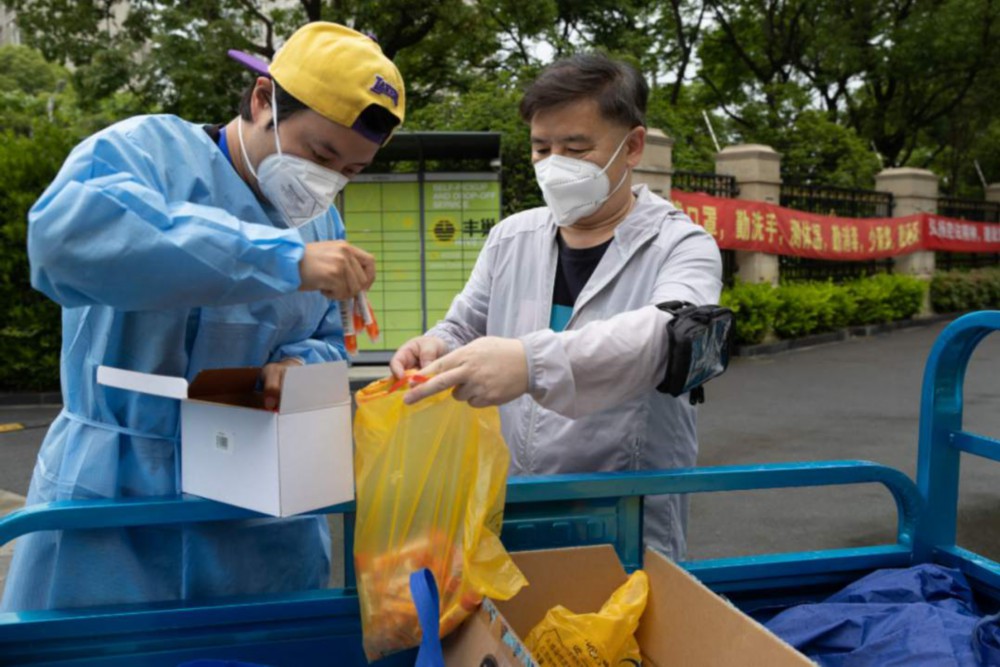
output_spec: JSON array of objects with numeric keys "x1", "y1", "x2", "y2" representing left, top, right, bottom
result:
[{"x1": 655, "y1": 301, "x2": 735, "y2": 405}]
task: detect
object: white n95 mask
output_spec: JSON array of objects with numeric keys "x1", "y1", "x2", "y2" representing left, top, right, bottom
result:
[
  {"x1": 533, "y1": 134, "x2": 631, "y2": 227},
  {"x1": 238, "y1": 85, "x2": 349, "y2": 229}
]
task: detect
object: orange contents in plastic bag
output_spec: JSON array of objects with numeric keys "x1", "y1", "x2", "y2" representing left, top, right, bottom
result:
[{"x1": 353, "y1": 371, "x2": 527, "y2": 661}]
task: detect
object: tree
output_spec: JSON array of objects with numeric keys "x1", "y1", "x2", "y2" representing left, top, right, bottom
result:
[
  {"x1": 698, "y1": 0, "x2": 1000, "y2": 178},
  {"x1": 0, "y1": 43, "x2": 64, "y2": 94},
  {"x1": 648, "y1": 82, "x2": 729, "y2": 173},
  {"x1": 916, "y1": 33, "x2": 1000, "y2": 197},
  {"x1": 4, "y1": 0, "x2": 502, "y2": 118},
  {"x1": 474, "y1": 0, "x2": 705, "y2": 99},
  {"x1": 407, "y1": 70, "x2": 543, "y2": 216},
  {"x1": 762, "y1": 110, "x2": 882, "y2": 188},
  {"x1": 6, "y1": 0, "x2": 1000, "y2": 197}
]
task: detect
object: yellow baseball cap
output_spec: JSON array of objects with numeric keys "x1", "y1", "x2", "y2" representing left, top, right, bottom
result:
[{"x1": 228, "y1": 22, "x2": 405, "y2": 145}]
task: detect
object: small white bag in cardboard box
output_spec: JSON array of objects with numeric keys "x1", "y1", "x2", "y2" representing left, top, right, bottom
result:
[{"x1": 97, "y1": 361, "x2": 353, "y2": 517}]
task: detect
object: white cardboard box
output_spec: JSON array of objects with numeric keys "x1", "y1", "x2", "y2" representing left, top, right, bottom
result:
[{"x1": 97, "y1": 361, "x2": 353, "y2": 517}]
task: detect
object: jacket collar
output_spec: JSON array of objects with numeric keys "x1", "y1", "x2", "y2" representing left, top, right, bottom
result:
[
  {"x1": 556, "y1": 184, "x2": 675, "y2": 320},
  {"x1": 612, "y1": 184, "x2": 674, "y2": 251}
]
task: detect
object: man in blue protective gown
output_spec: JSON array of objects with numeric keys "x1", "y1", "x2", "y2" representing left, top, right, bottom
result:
[{"x1": 1, "y1": 22, "x2": 406, "y2": 611}]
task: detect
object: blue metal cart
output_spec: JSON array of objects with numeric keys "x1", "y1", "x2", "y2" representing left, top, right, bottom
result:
[{"x1": 0, "y1": 311, "x2": 997, "y2": 666}]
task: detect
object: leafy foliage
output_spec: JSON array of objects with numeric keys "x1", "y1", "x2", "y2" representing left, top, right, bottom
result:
[
  {"x1": 844, "y1": 274, "x2": 926, "y2": 326},
  {"x1": 696, "y1": 0, "x2": 1000, "y2": 192},
  {"x1": 723, "y1": 274, "x2": 928, "y2": 346},
  {"x1": 931, "y1": 268, "x2": 1000, "y2": 313},
  {"x1": 0, "y1": 123, "x2": 81, "y2": 390},
  {"x1": 719, "y1": 280, "x2": 779, "y2": 345},
  {"x1": 5, "y1": 0, "x2": 999, "y2": 192}
]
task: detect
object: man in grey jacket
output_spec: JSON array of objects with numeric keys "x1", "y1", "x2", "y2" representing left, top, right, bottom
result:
[{"x1": 390, "y1": 53, "x2": 722, "y2": 560}]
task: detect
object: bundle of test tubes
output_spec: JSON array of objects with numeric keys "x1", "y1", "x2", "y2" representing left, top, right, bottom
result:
[{"x1": 340, "y1": 292, "x2": 380, "y2": 356}]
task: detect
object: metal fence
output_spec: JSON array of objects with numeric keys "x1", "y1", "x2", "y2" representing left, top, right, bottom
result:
[
  {"x1": 937, "y1": 197, "x2": 1000, "y2": 223},
  {"x1": 778, "y1": 183, "x2": 895, "y2": 282},
  {"x1": 672, "y1": 170, "x2": 739, "y2": 199},
  {"x1": 937, "y1": 251, "x2": 1000, "y2": 271},
  {"x1": 935, "y1": 197, "x2": 1000, "y2": 271},
  {"x1": 780, "y1": 183, "x2": 894, "y2": 218},
  {"x1": 672, "y1": 171, "x2": 739, "y2": 284}
]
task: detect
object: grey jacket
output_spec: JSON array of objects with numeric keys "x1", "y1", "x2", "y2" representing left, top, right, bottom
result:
[{"x1": 427, "y1": 184, "x2": 723, "y2": 559}]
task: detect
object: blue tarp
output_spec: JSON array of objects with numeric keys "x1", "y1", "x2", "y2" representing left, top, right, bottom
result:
[{"x1": 766, "y1": 565, "x2": 1000, "y2": 666}]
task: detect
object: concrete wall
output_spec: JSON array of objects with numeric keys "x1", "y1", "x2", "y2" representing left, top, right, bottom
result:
[
  {"x1": 633, "y1": 128, "x2": 673, "y2": 198},
  {"x1": 0, "y1": 7, "x2": 20, "y2": 46},
  {"x1": 716, "y1": 144, "x2": 782, "y2": 286},
  {"x1": 875, "y1": 168, "x2": 938, "y2": 279}
]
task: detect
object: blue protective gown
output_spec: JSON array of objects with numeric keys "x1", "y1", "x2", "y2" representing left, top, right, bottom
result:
[{"x1": 1, "y1": 115, "x2": 348, "y2": 611}]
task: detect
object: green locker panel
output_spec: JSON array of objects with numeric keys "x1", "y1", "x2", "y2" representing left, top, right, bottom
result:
[
  {"x1": 342, "y1": 174, "x2": 500, "y2": 357},
  {"x1": 343, "y1": 183, "x2": 382, "y2": 213}
]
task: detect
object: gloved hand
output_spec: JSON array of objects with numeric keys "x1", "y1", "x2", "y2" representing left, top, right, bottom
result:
[
  {"x1": 403, "y1": 336, "x2": 528, "y2": 408},
  {"x1": 389, "y1": 335, "x2": 450, "y2": 379},
  {"x1": 299, "y1": 240, "x2": 375, "y2": 300},
  {"x1": 260, "y1": 357, "x2": 304, "y2": 410}
]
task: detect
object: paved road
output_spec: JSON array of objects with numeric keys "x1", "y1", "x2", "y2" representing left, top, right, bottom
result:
[
  {"x1": 690, "y1": 319, "x2": 1000, "y2": 561},
  {"x1": 0, "y1": 319, "x2": 998, "y2": 589},
  {"x1": 0, "y1": 406, "x2": 60, "y2": 497}
]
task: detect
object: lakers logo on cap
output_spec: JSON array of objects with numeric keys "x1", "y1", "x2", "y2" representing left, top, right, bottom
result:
[{"x1": 370, "y1": 75, "x2": 399, "y2": 107}]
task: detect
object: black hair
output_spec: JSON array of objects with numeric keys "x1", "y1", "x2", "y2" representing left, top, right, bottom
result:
[
  {"x1": 519, "y1": 52, "x2": 648, "y2": 128},
  {"x1": 356, "y1": 103, "x2": 401, "y2": 139},
  {"x1": 238, "y1": 80, "x2": 308, "y2": 127},
  {"x1": 238, "y1": 80, "x2": 400, "y2": 138}
]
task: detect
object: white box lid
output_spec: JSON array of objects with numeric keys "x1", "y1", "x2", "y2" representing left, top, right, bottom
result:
[
  {"x1": 97, "y1": 366, "x2": 189, "y2": 399},
  {"x1": 280, "y1": 360, "x2": 349, "y2": 412},
  {"x1": 97, "y1": 361, "x2": 349, "y2": 413}
]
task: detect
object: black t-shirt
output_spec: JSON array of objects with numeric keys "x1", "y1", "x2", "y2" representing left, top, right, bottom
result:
[{"x1": 550, "y1": 233, "x2": 612, "y2": 332}]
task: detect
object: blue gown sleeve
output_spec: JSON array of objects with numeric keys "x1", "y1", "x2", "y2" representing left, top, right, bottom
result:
[
  {"x1": 28, "y1": 127, "x2": 305, "y2": 311},
  {"x1": 269, "y1": 299, "x2": 348, "y2": 365}
]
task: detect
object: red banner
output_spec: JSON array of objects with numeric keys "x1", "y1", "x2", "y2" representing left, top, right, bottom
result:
[
  {"x1": 923, "y1": 215, "x2": 1000, "y2": 253},
  {"x1": 670, "y1": 190, "x2": 1000, "y2": 260}
]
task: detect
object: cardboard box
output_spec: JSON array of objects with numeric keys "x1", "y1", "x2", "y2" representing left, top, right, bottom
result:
[
  {"x1": 97, "y1": 361, "x2": 353, "y2": 517},
  {"x1": 443, "y1": 545, "x2": 812, "y2": 666}
]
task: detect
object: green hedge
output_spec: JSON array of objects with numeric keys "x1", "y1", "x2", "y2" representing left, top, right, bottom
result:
[
  {"x1": 930, "y1": 268, "x2": 1000, "y2": 313},
  {"x1": 0, "y1": 123, "x2": 82, "y2": 391},
  {"x1": 719, "y1": 281, "x2": 779, "y2": 345},
  {"x1": 722, "y1": 274, "x2": 927, "y2": 346}
]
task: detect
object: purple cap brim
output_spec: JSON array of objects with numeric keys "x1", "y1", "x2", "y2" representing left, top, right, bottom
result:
[{"x1": 227, "y1": 49, "x2": 271, "y2": 77}]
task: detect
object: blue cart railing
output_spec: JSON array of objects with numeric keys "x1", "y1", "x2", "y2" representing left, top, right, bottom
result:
[{"x1": 0, "y1": 311, "x2": 997, "y2": 666}]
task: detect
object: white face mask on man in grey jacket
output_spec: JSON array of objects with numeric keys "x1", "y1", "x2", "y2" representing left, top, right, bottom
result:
[
  {"x1": 390, "y1": 54, "x2": 723, "y2": 560},
  {"x1": 533, "y1": 134, "x2": 630, "y2": 227}
]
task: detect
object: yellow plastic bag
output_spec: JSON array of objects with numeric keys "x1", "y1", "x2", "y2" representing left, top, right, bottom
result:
[
  {"x1": 353, "y1": 373, "x2": 528, "y2": 662},
  {"x1": 524, "y1": 570, "x2": 650, "y2": 666}
]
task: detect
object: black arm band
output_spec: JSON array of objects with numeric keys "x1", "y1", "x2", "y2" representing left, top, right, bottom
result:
[{"x1": 655, "y1": 301, "x2": 735, "y2": 404}]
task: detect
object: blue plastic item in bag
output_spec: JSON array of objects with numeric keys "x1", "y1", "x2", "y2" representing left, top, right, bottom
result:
[
  {"x1": 179, "y1": 662, "x2": 273, "y2": 667},
  {"x1": 411, "y1": 568, "x2": 445, "y2": 667}
]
